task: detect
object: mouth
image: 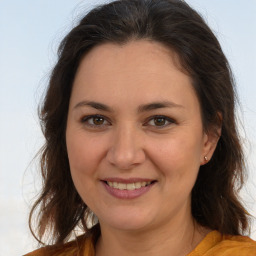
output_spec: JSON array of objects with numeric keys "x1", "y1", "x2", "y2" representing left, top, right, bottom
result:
[
  {"x1": 103, "y1": 180, "x2": 156, "y2": 191},
  {"x1": 101, "y1": 178, "x2": 157, "y2": 199}
]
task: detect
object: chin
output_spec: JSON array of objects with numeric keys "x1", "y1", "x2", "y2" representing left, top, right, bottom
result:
[{"x1": 98, "y1": 209, "x2": 154, "y2": 232}]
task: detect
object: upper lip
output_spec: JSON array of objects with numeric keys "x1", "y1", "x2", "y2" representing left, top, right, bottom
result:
[{"x1": 101, "y1": 177, "x2": 156, "y2": 184}]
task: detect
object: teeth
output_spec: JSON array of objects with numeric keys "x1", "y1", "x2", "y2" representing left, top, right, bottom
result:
[
  {"x1": 135, "y1": 182, "x2": 141, "y2": 189},
  {"x1": 107, "y1": 181, "x2": 152, "y2": 190},
  {"x1": 126, "y1": 183, "x2": 136, "y2": 190},
  {"x1": 119, "y1": 183, "x2": 126, "y2": 190}
]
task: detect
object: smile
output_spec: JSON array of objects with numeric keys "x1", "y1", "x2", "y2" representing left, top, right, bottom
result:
[
  {"x1": 106, "y1": 181, "x2": 152, "y2": 190},
  {"x1": 102, "y1": 179, "x2": 156, "y2": 199}
]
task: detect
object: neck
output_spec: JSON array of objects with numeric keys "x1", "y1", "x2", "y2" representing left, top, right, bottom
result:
[{"x1": 95, "y1": 213, "x2": 210, "y2": 256}]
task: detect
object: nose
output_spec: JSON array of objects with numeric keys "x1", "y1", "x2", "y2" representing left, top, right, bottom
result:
[{"x1": 106, "y1": 124, "x2": 146, "y2": 170}]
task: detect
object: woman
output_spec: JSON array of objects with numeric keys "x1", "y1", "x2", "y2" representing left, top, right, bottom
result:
[{"x1": 26, "y1": 0, "x2": 256, "y2": 255}]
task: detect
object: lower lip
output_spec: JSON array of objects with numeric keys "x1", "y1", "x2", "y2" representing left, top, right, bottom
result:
[{"x1": 102, "y1": 181, "x2": 155, "y2": 199}]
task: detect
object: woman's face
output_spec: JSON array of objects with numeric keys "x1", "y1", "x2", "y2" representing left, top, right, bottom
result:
[{"x1": 66, "y1": 40, "x2": 217, "y2": 233}]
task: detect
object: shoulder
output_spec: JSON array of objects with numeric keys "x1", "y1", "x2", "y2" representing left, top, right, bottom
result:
[
  {"x1": 212, "y1": 233, "x2": 256, "y2": 255},
  {"x1": 23, "y1": 234, "x2": 94, "y2": 256},
  {"x1": 189, "y1": 230, "x2": 256, "y2": 256}
]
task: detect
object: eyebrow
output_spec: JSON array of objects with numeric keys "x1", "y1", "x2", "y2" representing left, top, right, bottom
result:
[
  {"x1": 73, "y1": 100, "x2": 184, "y2": 112},
  {"x1": 137, "y1": 101, "x2": 184, "y2": 112},
  {"x1": 74, "y1": 101, "x2": 113, "y2": 112}
]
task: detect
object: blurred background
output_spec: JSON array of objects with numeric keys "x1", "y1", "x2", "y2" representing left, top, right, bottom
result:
[{"x1": 0, "y1": 0, "x2": 255, "y2": 255}]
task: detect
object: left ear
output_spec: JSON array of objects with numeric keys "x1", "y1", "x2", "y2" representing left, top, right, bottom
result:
[{"x1": 200, "y1": 117, "x2": 222, "y2": 165}]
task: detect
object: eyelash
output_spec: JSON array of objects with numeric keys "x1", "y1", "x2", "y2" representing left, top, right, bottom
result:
[
  {"x1": 144, "y1": 115, "x2": 176, "y2": 128},
  {"x1": 81, "y1": 115, "x2": 111, "y2": 129},
  {"x1": 80, "y1": 114, "x2": 176, "y2": 129}
]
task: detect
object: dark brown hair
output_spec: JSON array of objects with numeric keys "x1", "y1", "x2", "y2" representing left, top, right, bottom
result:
[{"x1": 29, "y1": 0, "x2": 250, "y2": 245}]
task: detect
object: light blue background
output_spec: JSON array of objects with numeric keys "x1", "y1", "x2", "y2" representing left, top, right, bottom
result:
[{"x1": 0, "y1": 1, "x2": 255, "y2": 255}]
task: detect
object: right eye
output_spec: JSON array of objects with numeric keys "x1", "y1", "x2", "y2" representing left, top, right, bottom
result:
[{"x1": 81, "y1": 115, "x2": 111, "y2": 128}]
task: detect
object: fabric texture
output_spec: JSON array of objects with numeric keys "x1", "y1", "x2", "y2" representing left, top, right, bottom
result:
[
  {"x1": 25, "y1": 230, "x2": 256, "y2": 256},
  {"x1": 24, "y1": 234, "x2": 95, "y2": 256},
  {"x1": 187, "y1": 231, "x2": 256, "y2": 256}
]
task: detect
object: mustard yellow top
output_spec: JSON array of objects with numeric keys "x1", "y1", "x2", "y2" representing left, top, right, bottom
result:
[{"x1": 25, "y1": 230, "x2": 256, "y2": 256}]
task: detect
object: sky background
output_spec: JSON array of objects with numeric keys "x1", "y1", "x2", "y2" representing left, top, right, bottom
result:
[{"x1": 0, "y1": 0, "x2": 255, "y2": 255}]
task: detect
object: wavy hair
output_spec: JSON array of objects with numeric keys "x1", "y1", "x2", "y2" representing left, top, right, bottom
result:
[{"x1": 29, "y1": 0, "x2": 250, "y2": 245}]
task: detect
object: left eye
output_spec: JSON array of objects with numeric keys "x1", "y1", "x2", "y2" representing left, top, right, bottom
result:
[
  {"x1": 146, "y1": 116, "x2": 174, "y2": 127},
  {"x1": 81, "y1": 115, "x2": 110, "y2": 127}
]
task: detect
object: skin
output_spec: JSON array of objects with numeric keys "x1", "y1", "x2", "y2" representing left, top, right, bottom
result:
[{"x1": 66, "y1": 40, "x2": 219, "y2": 256}]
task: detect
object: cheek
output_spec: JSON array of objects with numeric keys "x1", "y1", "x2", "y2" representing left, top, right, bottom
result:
[
  {"x1": 147, "y1": 133, "x2": 203, "y2": 183},
  {"x1": 66, "y1": 131, "x2": 104, "y2": 196},
  {"x1": 67, "y1": 132, "x2": 104, "y2": 173},
  {"x1": 66, "y1": 133, "x2": 107, "y2": 208}
]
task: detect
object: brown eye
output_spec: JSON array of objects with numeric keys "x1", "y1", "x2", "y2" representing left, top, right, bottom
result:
[
  {"x1": 154, "y1": 117, "x2": 166, "y2": 126},
  {"x1": 93, "y1": 116, "x2": 105, "y2": 125},
  {"x1": 81, "y1": 115, "x2": 110, "y2": 128},
  {"x1": 146, "y1": 115, "x2": 175, "y2": 128}
]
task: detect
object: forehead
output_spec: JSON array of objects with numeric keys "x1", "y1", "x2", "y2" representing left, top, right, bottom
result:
[
  {"x1": 70, "y1": 40, "x2": 199, "y2": 112},
  {"x1": 76, "y1": 40, "x2": 183, "y2": 82}
]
